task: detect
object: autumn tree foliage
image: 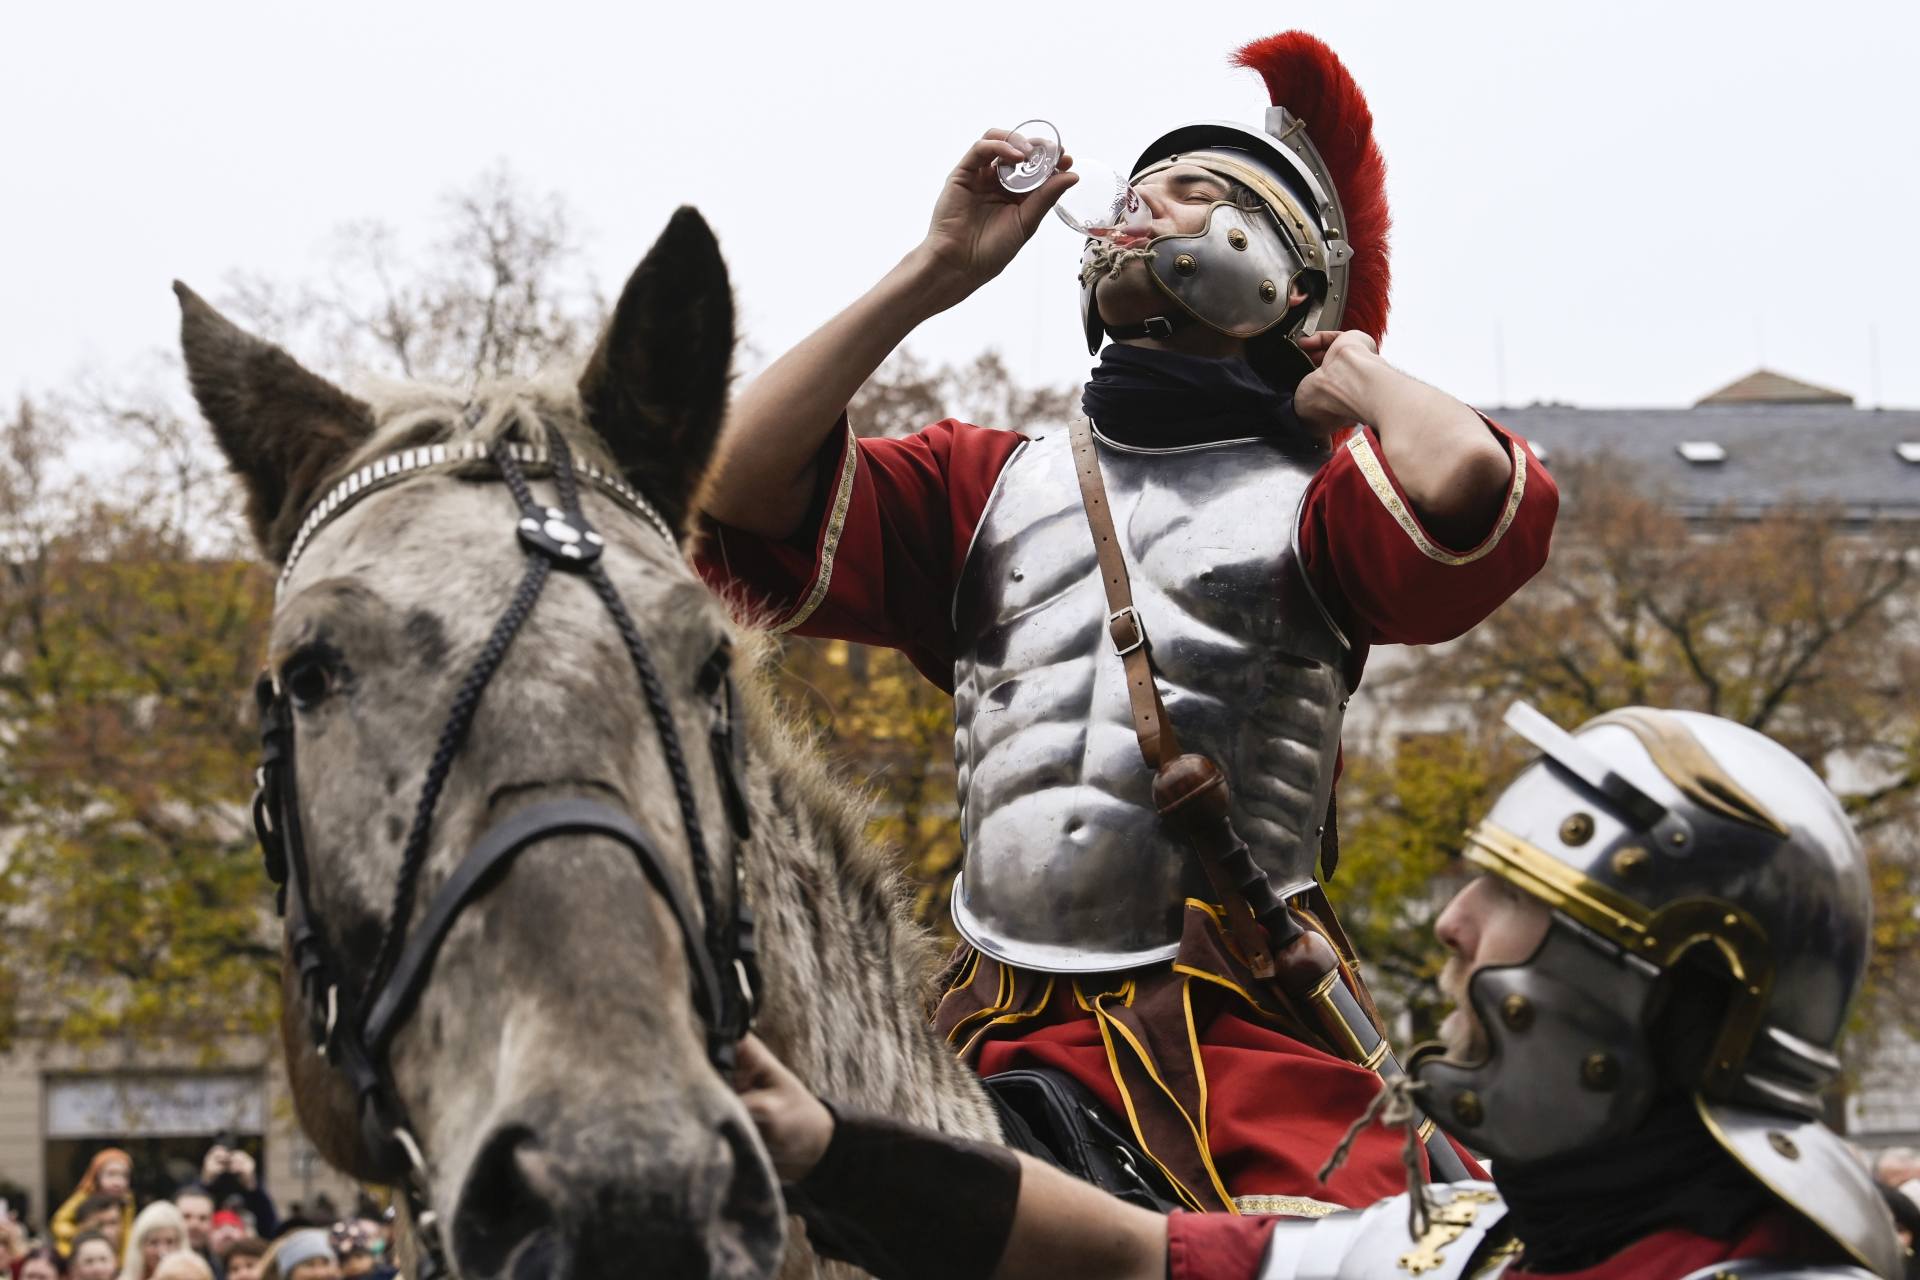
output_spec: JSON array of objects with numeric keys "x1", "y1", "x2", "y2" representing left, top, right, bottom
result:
[
  {"x1": 0, "y1": 396, "x2": 274, "y2": 1044},
  {"x1": 1337, "y1": 455, "x2": 1920, "y2": 1046}
]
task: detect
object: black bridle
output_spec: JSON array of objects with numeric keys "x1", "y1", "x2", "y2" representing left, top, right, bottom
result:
[{"x1": 251, "y1": 412, "x2": 759, "y2": 1274}]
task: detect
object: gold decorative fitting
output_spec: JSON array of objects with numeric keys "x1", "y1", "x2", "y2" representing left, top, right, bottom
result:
[
  {"x1": 1559, "y1": 813, "x2": 1596, "y2": 846},
  {"x1": 1670, "y1": 830, "x2": 1688, "y2": 847},
  {"x1": 1227, "y1": 227, "x2": 1248, "y2": 250},
  {"x1": 1451, "y1": 1091, "x2": 1484, "y2": 1126},
  {"x1": 1610, "y1": 846, "x2": 1650, "y2": 879},
  {"x1": 1259, "y1": 279, "x2": 1278, "y2": 303},
  {"x1": 1396, "y1": 1192, "x2": 1496, "y2": 1274},
  {"x1": 1581, "y1": 1052, "x2": 1619, "y2": 1090},
  {"x1": 1500, "y1": 993, "x2": 1534, "y2": 1031},
  {"x1": 1767, "y1": 1131, "x2": 1801, "y2": 1160},
  {"x1": 1173, "y1": 254, "x2": 1197, "y2": 276}
]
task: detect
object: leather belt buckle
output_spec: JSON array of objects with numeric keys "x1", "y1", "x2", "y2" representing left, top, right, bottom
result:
[{"x1": 1109, "y1": 607, "x2": 1146, "y2": 657}]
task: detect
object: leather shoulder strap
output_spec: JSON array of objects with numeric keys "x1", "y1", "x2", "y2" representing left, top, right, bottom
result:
[{"x1": 1068, "y1": 418, "x2": 1179, "y2": 768}]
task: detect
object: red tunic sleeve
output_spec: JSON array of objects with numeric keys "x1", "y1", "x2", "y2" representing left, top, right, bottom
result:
[
  {"x1": 693, "y1": 417, "x2": 1024, "y2": 691},
  {"x1": 1299, "y1": 416, "x2": 1557, "y2": 657},
  {"x1": 1166, "y1": 1210, "x2": 1281, "y2": 1280}
]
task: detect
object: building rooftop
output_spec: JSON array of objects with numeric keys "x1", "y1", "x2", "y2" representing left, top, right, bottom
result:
[
  {"x1": 1696, "y1": 368, "x2": 1854, "y2": 407},
  {"x1": 1494, "y1": 372, "x2": 1920, "y2": 520}
]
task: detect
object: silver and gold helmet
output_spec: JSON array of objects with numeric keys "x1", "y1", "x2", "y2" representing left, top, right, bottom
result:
[
  {"x1": 1078, "y1": 32, "x2": 1393, "y2": 392},
  {"x1": 1077, "y1": 111, "x2": 1356, "y2": 360},
  {"x1": 1411, "y1": 703, "x2": 1899, "y2": 1278}
]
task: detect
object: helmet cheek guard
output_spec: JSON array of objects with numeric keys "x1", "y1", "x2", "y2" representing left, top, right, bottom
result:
[
  {"x1": 1143, "y1": 203, "x2": 1306, "y2": 340},
  {"x1": 1412, "y1": 921, "x2": 1665, "y2": 1167}
]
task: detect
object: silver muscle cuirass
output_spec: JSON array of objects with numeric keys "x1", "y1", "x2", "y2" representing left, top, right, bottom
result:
[{"x1": 949, "y1": 424, "x2": 1349, "y2": 972}]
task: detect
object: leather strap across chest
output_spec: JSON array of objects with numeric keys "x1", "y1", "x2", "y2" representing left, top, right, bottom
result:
[{"x1": 1067, "y1": 418, "x2": 1181, "y2": 770}]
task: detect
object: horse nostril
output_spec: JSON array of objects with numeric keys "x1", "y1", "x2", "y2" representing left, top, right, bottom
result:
[{"x1": 453, "y1": 1124, "x2": 562, "y2": 1280}]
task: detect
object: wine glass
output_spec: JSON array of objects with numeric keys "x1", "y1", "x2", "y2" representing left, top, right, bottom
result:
[{"x1": 998, "y1": 119, "x2": 1151, "y2": 245}]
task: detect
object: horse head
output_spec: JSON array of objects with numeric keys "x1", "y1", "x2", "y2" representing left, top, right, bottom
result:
[{"x1": 179, "y1": 208, "x2": 785, "y2": 1278}]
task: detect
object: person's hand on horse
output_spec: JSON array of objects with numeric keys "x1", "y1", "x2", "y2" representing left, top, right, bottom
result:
[
  {"x1": 732, "y1": 1034, "x2": 835, "y2": 1184},
  {"x1": 915, "y1": 130, "x2": 1079, "y2": 311}
]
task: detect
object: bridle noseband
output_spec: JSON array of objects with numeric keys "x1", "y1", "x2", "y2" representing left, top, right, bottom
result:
[{"x1": 251, "y1": 412, "x2": 759, "y2": 1274}]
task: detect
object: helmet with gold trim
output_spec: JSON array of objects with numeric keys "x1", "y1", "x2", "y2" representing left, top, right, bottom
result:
[
  {"x1": 1079, "y1": 31, "x2": 1391, "y2": 391},
  {"x1": 1409, "y1": 702, "x2": 1899, "y2": 1278}
]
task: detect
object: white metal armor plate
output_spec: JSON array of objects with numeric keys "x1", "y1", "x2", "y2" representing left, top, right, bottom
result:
[{"x1": 949, "y1": 424, "x2": 1349, "y2": 972}]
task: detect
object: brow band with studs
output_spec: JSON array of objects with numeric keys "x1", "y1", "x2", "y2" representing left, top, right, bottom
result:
[{"x1": 277, "y1": 440, "x2": 675, "y2": 598}]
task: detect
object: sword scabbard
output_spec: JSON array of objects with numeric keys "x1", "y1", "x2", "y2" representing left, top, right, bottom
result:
[{"x1": 1155, "y1": 751, "x2": 1470, "y2": 1183}]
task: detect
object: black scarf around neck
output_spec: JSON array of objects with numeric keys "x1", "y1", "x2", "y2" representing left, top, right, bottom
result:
[
  {"x1": 1079, "y1": 344, "x2": 1304, "y2": 449},
  {"x1": 1494, "y1": 1097, "x2": 1779, "y2": 1273}
]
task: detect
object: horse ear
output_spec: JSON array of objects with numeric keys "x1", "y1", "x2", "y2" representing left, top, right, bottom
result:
[
  {"x1": 578, "y1": 206, "x2": 734, "y2": 536},
  {"x1": 175, "y1": 281, "x2": 375, "y2": 561}
]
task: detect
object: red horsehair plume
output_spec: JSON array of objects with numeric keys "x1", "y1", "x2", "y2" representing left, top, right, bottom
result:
[{"x1": 1232, "y1": 32, "x2": 1391, "y2": 344}]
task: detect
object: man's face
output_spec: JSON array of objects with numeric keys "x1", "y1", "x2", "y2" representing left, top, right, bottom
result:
[
  {"x1": 1433, "y1": 872, "x2": 1554, "y2": 1061},
  {"x1": 82, "y1": 1210, "x2": 120, "y2": 1246},
  {"x1": 176, "y1": 1195, "x2": 213, "y2": 1249},
  {"x1": 210, "y1": 1219, "x2": 244, "y2": 1257},
  {"x1": 1092, "y1": 164, "x2": 1234, "y2": 328},
  {"x1": 73, "y1": 1241, "x2": 119, "y2": 1280}
]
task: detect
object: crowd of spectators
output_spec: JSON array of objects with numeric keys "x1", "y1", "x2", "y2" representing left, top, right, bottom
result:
[
  {"x1": 0, "y1": 1143, "x2": 396, "y2": 1280},
  {"x1": 1875, "y1": 1146, "x2": 1920, "y2": 1279}
]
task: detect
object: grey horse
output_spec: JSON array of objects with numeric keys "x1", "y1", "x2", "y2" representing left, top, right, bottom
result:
[{"x1": 178, "y1": 207, "x2": 998, "y2": 1279}]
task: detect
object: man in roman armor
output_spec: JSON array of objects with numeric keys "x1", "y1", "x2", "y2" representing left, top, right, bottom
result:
[
  {"x1": 736, "y1": 703, "x2": 1905, "y2": 1279},
  {"x1": 698, "y1": 30, "x2": 1558, "y2": 1211}
]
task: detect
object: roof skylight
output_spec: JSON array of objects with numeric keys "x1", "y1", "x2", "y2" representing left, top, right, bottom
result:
[{"x1": 1676, "y1": 441, "x2": 1727, "y2": 464}]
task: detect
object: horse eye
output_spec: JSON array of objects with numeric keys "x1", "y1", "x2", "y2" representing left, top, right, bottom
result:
[{"x1": 282, "y1": 648, "x2": 338, "y2": 710}]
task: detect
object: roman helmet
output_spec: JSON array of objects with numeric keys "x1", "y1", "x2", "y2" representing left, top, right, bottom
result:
[
  {"x1": 1079, "y1": 31, "x2": 1392, "y2": 391},
  {"x1": 1410, "y1": 702, "x2": 1900, "y2": 1278}
]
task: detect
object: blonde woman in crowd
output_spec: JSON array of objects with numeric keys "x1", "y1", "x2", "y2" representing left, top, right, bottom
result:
[{"x1": 116, "y1": 1203, "x2": 188, "y2": 1280}]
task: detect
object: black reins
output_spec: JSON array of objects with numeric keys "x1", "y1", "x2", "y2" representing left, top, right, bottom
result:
[{"x1": 251, "y1": 412, "x2": 759, "y2": 1274}]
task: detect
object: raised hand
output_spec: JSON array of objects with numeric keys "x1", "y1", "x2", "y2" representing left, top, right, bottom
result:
[{"x1": 917, "y1": 131, "x2": 1079, "y2": 309}]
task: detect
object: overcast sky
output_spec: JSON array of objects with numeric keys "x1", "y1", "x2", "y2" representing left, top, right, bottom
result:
[{"x1": 5, "y1": 0, "x2": 1917, "y2": 424}]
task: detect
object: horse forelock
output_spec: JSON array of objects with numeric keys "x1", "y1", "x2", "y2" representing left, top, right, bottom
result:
[{"x1": 326, "y1": 371, "x2": 625, "y2": 497}]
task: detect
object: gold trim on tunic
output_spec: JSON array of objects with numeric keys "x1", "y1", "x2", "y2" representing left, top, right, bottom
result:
[
  {"x1": 1344, "y1": 428, "x2": 1528, "y2": 566},
  {"x1": 772, "y1": 422, "x2": 860, "y2": 633}
]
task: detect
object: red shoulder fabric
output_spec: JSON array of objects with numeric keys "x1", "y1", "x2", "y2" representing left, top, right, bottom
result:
[
  {"x1": 694, "y1": 417, "x2": 1025, "y2": 690},
  {"x1": 1166, "y1": 1210, "x2": 1281, "y2": 1280},
  {"x1": 1298, "y1": 416, "x2": 1556, "y2": 683},
  {"x1": 1506, "y1": 1206, "x2": 1849, "y2": 1278}
]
